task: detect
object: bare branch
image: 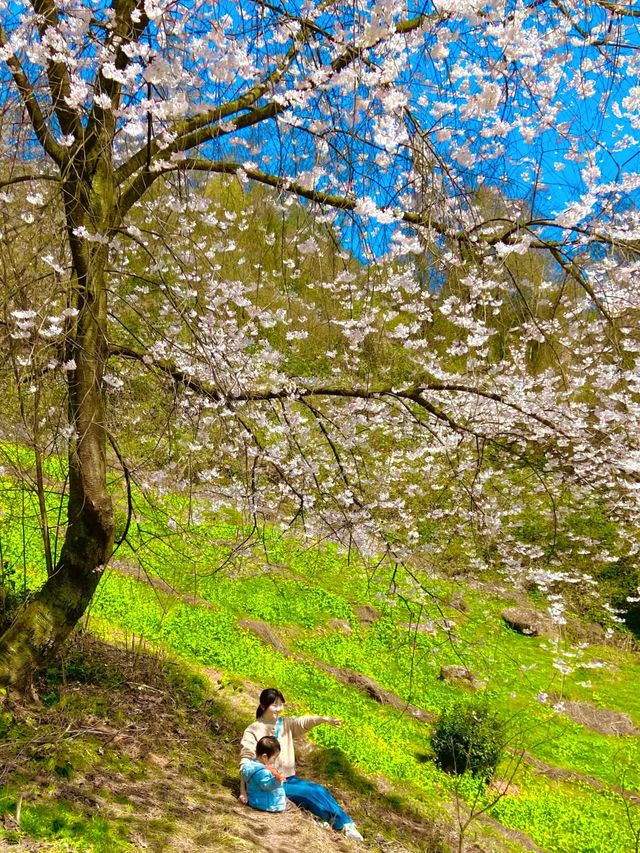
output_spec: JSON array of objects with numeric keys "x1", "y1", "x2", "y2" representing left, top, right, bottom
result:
[
  {"x1": 107, "y1": 431, "x2": 133, "y2": 553},
  {"x1": 545, "y1": 243, "x2": 616, "y2": 326},
  {"x1": 0, "y1": 174, "x2": 59, "y2": 190}
]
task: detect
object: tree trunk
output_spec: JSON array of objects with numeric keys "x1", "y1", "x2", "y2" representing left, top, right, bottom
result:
[{"x1": 0, "y1": 167, "x2": 115, "y2": 690}]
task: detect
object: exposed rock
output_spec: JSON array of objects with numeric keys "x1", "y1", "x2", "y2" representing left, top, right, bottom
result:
[
  {"x1": 353, "y1": 603, "x2": 380, "y2": 625},
  {"x1": 327, "y1": 618, "x2": 352, "y2": 635},
  {"x1": 439, "y1": 665, "x2": 484, "y2": 690},
  {"x1": 548, "y1": 694, "x2": 637, "y2": 736},
  {"x1": 501, "y1": 607, "x2": 554, "y2": 638},
  {"x1": 564, "y1": 619, "x2": 607, "y2": 645},
  {"x1": 238, "y1": 619, "x2": 292, "y2": 657}
]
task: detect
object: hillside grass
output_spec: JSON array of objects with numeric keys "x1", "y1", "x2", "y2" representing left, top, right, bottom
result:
[
  {"x1": 2, "y1": 633, "x2": 441, "y2": 853},
  {"x1": 84, "y1": 563, "x2": 640, "y2": 853},
  {"x1": 1, "y1": 468, "x2": 640, "y2": 851}
]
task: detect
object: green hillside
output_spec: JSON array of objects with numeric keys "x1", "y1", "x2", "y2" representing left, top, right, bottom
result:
[{"x1": 1, "y1": 473, "x2": 639, "y2": 853}]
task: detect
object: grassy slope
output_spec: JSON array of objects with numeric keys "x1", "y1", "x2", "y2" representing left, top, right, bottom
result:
[
  {"x1": 1, "y1": 475, "x2": 640, "y2": 852},
  {"x1": 0, "y1": 633, "x2": 420, "y2": 853}
]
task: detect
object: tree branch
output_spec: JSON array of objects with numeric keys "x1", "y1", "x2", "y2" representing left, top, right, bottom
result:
[
  {"x1": 29, "y1": 0, "x2": 83, "y2": 140},
  {"x1": 107, "y1": 431, "x2": 133, "y2": 553},
  {"x1": 83, "y1": 0, "x2": 149, "y2": 165},
  {"x1": 118, "y1": 156, "x2": 449, "y2": 233},
  {"x1": 108, "y1": 344, "x2": 570, "y2": 439},
  {"x1": 0, "y1": 174, "x2": 60, "y2": 190},
  {"x1": 299, "y1": 398, "x2": 362, "y2": 500},
  {"x1": 0, "y1": 23, "x2": 66, "y2": 165},
  {"x1": 115, "y1": 29, "x2": 304, "y2": 187},
  {"x1": 116, "y1": 104, "x2": 284, "y2": 215},
  {"x1": 545, "y1": 243, "x2": 616, "y2": 326},
  {"x1": 595, "y1": 0, "x2": 640, "y2": 18},
  {"x1": 116, "y1": 10, "x2": 434, "y2": 210}
]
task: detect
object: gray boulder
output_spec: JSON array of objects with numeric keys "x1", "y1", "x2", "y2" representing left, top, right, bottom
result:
[{"x1": 501, "y1": 606, "x2": 554, "y2": 637}]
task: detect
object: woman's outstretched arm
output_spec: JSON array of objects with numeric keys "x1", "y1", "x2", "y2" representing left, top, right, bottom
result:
[{"x1": 288, "y1": 715, "x2": 342, "y2": 735}]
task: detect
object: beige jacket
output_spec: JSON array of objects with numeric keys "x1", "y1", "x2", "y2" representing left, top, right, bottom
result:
[{"x1": 239, "y1": 716, "x2": 327, "y2": 779}]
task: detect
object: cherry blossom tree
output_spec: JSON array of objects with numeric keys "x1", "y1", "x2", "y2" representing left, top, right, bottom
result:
[{"x1": 1, "y1": 0, "x2": 640, "y2": 686}]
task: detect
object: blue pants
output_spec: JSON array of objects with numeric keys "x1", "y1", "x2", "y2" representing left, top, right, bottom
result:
[{"x1": 284, "y1": 776, "x2": 351, "y2": 830}]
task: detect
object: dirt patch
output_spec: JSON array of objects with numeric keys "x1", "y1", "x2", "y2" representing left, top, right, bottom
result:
[
  {"x1": 312, "y1": 661, "x2": 434, "y2": 723},
  {"x1": 238, "y1": 619, "x2": 292, "y2": 657},
  {"x1": 233, "y1": 621, "x2": 433, "y2": 722},
  {"x1": 547, "y1": 694, "x2": 637, "y2": 736},
  {"x1": 328, "y1": 619, "x2": 353, "y2": 635},
  {"x1": 0, "y1": 631, "x2": 563, "y2": 853},
  {"x1": 0, "y1": 636, "x2": 369, "y2": 853},
  {"x1": 476, "y1": 814, "x2": 549, "y2": 853},
  {"x1": 439, "y1": 665, "x2": 484, "y2": 691},
  {"x1": 488, "y1": 778, "x2": 519, "y2": 798},
  {"x1": 353, "y1": 605, "x2": 380, "y2": 626},
  {"x1": 520, "y1": 751, "x2": 640, "y2": 804}
]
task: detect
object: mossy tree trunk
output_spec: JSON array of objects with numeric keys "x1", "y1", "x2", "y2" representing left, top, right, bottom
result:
[
  {"x1": 0, "y1": 153, "x2": 116, "y2": 689},
  {"x1": 0, "y1": 0, "x2": 151, "y2": 690}
]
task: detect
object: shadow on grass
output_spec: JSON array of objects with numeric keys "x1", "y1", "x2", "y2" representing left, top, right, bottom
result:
[
  {"x1": 305, "y1": 747, "x2": 448, "y2": 851},
  {"x1": 308, "y1": 746, "x2": 376, "y2": 795}
]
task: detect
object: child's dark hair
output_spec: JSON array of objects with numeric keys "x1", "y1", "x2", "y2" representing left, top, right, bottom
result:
[
  {"x1": 256, "y1": 735, "x2": 281, "y2": 759},
  {"x1": 256, "y1": 688, "x2": 285, "y2": 718}
]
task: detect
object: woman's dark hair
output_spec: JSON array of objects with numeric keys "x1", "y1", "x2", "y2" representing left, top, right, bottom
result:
[
  {"x1": 256, "y1": 688, "x2": 285, "y2": 718},
  {"x1": 256, "y1": 735, "x2": 281, "y2": 758}
]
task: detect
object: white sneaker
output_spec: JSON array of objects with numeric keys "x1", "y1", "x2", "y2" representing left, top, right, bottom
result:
[{"x1": 343, "y1": 823, "x2": 364, "y2": 842}]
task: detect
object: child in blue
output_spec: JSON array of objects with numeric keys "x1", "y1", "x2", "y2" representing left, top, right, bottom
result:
[{"x1": 241, "y1": 735, "x2": 286, "y2": 813}]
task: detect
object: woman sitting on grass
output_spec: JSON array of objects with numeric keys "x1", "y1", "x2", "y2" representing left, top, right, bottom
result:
[{"x1": 239, "y1": 687, "x2": 363, "y2": 842}]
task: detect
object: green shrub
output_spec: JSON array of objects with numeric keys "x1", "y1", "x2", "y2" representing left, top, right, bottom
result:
[{"x1": 432, "y1": 698, "x2": 506, "y2": 780}]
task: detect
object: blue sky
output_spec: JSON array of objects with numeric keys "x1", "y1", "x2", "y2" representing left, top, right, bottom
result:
[{"x1": 2, "y1": 0, "x2": 640, "y2": 260}]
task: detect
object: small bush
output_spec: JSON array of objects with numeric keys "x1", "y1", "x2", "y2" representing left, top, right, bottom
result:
[{"x1": 431, "y1": 698, "x2": 506, "y2": 780}]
